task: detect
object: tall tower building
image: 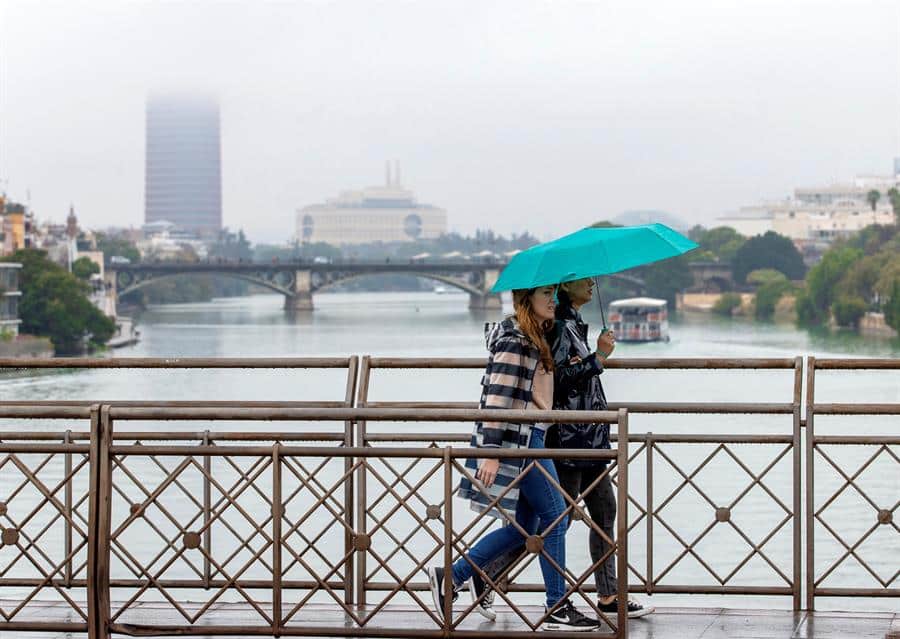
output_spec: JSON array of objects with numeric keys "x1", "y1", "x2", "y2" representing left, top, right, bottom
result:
[{"x1": 144, "y1": 94, "x2": 222, "y2": 236}]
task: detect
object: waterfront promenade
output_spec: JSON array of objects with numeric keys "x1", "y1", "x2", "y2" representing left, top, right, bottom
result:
[{"x1": 0, "y1": 354, "x2": 896, "y2": 638}]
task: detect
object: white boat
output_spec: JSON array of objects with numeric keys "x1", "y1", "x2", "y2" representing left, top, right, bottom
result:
[
  {"x1": 433, "y1": 286, "x2": 449, "y2": 295},
  {"x1": 609, "y1": 297, "x2": 670, "y2": 342}
]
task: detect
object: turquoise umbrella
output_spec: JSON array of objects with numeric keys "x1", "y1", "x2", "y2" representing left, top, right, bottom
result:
[
  {"x1": 491, "y1": 223, "x2": 699, "y2": 327},
  {"x1": 492, "y1": 223, "x2": 697, "y2": 292}
]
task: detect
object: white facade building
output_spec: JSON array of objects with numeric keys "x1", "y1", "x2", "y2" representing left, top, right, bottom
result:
[
  {"x1": 296, "y1": 165, "x2": 447, "y2": 246},
  {"x1": 718, "y1": 161, "x2": 899, "y2": 241}
]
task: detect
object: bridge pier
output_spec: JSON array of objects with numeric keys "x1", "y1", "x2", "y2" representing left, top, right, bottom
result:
[
  {"x1": 468, "y1": 292, "x2": 502, "y2": 311},
  {"x1": 284, "y1": 292, "x2": 314, "y2": 312},
  {"x1": 285, "y1": 269, "x2": 314, "y2": 312}
]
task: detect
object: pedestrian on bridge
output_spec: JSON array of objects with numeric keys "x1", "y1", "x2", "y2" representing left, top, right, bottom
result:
[{"x1": 428, "y1": 285, "x2": 598, "y2": 632}]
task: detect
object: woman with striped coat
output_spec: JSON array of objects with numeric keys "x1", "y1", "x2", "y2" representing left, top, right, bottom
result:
[{"x1": 428, "y1": 285, "x2": 598, "y2": 632}]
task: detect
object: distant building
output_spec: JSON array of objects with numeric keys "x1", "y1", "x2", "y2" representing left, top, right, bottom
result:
[
  {"x1": 718, "y1": 161, "x2": 898, "y2": 242},
  {"x1": 0, "y1": 263, "x2": 22, "y2": 337},
  {"x1": 145, "y1": 94, "x2": 222, "y2": 236},
  {"x1": 136, "y1": 221, "x2": 208, "y2": 260},
  {"x1": 1, "y1": 200, "x2": 28, "y2": 254},
  {"x1": 296, "y1": 163, "x2": 447, "y2": 246}
]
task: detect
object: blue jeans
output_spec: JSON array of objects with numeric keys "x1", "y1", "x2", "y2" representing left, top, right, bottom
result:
[{"x1": 451, "y1": 429, "x2": 569, "y2": 607}]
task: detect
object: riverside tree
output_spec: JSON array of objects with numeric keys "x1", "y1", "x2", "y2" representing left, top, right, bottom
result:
[
  {"x1": 732, "y1": 231, "x2": 806, "y2": 284},
  {"x1": 2, "y1": 249, "x2": 115, "y2": 354}
]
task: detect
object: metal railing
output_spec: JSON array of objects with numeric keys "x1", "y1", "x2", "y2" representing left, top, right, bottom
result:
[
  {"x1": 357, "y1": 356, "x2": 805, "y2": 607},
  {"x1": 805, "y1": 357, "x2": 899, "y2": 610},
  {"x1": 1, "y1": 354, "x2": 897, "y2": 634},
  {"x1": 0, "y1": 405, "x2": 629, "y2": 638}
]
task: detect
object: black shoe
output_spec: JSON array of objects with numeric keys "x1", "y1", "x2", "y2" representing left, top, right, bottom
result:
[
  {"x1": 541, "y1": 600, "x2": 599, "y2": 632},
  {"x1": 468, "y1": 572, "x2": 497, "y2": 621},
  {"x1": 427, "y1": 566, "x2": 458, "y2": 621},
  {"x1": 598, "y1": 597, "x2": 655, "y2": 619}
]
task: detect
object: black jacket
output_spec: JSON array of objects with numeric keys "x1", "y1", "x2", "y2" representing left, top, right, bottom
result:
[{"x1": 547, "y1": 305, "x2": 611, "y2": 467}]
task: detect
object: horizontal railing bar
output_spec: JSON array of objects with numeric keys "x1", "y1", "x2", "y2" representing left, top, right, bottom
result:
[
  {"x1": 0, "y1": 406, "x2": 93, "y2": 418},
  {"x1": 363, "y1": 433, "x2": 796, "y2": 444},
  {"x1": 108, "y1": 624, "x2": 448, "y2": 638},
  {"x1": 363, "y1": 581, "x2": 795, "y2": 596},
  {"x1": 0, "y1": 443, "x2": 91, "y2": 453},
  {"x1": 366, "y1": 401, "x2": 795, "y2": 414},
  {"x1": 814, "y1": 587, "x2": 900, "y2": 597},
  {"x1": 0, "y1": 400, "x2": 348, "y2": 408},
  {"x1": 107, "y1": 406, "x2": 622, "y2": 422},
  {"x1": 812, "y1": 404, "x2": 900, "y2": 415},
  {"x1": 0, "y1": 431, "x2": 347, "y2": 441},
  {"x1": 367, "y1": 357, "x2": 798, "y2": 369},
  {"x1": 108, "y1": 445, "x2": 619, "y2": 459},
  {"x1": 815, "y1": 435, "x2": 900, "y2": 445},
  {"x1": 813, "y1": 359, "x2": 900, "y2": 370},
  {"x1": 0, "y1": 623, "x2": 88, "y2": 632},
  {"x1": 0, "y1": 578, "x2": 346, "y2": 589},
  {"x1": 0, "y1": 357, "x2": 352, "y2": 369}
]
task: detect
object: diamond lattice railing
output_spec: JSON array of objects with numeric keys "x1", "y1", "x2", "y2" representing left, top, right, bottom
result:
[
  {"x1": 814, "y1": 443, "x2": 900, "y2": 591},
  {"x1": 0, "y1": 445, "x2": 91, "y2": 623},
  {"x1": 651, "y1": 442, "x2": 794, "y2": 589}
]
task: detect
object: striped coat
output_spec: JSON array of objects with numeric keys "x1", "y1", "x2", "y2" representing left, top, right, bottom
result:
[{"x1": 457, "y1": 318, "x2": 544, "y2": 519}]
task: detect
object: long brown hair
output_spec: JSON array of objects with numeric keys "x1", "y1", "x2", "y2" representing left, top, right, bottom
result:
[{"x1": 512, "y1": 288, "x2": 554, "y2": 373}]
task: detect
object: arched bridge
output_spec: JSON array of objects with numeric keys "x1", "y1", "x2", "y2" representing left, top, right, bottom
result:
[{"x1": 107, "y1": 261, "x2": 657, "y2": 312}]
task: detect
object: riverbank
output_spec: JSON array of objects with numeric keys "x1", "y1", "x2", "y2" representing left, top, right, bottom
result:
[{"x1": 0, "y1": 334, "x2": 53, "y2": 358}]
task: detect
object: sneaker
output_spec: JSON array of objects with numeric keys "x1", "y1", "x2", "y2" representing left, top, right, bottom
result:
[
  {"x1": 541, "y1": 599, "x2": 599, "y2": 632},
  {"x1": 598, "y1": 597, "x2": 655, "y2": 619},
  {"x1": 468, "y1": 572, "x2": 497, "y2": 621},
  {"x1": 427, "y1": 565, "x2": 458, "y2": 621}
]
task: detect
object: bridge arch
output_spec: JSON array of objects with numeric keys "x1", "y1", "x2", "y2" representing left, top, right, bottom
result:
[
  {"x1": 312, "y1": 270, "x2": 483, "y2": 296},
  {"x1": 115, "y1": 270, "x2": 295, "y2": 299}
]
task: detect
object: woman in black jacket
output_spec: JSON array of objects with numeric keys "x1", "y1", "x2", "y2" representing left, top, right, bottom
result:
[{"x1": 551, "y1": 277, "x2": 653, "y2": 619}]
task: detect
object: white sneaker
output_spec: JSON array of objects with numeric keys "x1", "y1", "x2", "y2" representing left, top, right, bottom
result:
[{"x1": 468, "y1": 573, "x2": 497, "y2": 621}]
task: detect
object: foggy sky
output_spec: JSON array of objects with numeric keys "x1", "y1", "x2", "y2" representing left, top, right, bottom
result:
[{"x1": 1, "y1": 0, "x2": 898, "y2": 243}]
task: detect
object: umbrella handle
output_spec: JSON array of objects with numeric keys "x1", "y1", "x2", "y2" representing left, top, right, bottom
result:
[{"x1": 594, "y1": 277, "x2": 608, "y2": 331}]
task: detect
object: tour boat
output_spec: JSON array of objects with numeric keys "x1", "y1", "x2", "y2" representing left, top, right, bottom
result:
[{"x1": 608, "y1": 297, "x2": 670, "y2": 343}]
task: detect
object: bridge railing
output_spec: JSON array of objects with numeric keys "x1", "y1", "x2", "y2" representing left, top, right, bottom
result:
[
  {"x1": 805, "y1": 357, "x2": 899, "y2": 610},
  {"x1": 0, "y1": 405, "x2": 630, "y2": 639},
  {"x1": 357, "y1": 356, "x2": 805, "y2": 608}
]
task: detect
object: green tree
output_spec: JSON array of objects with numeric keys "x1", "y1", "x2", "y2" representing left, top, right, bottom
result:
[
  {"x1": 696, "y1": 226, "x2": 747, "y2": 262},
  {"x1": 95, "y1": 233, "x2": 140, "y2": 263},
  {"x1": 640, "y1": 255, "x2": 693, "y2": 307},
  {"x1": 796, "y1": 246, "x2": 862, "y2": 324},
  {"x1": 71, "y1": 256, "x2": 100, "y2": 280},
  {"x1": 885, "y1": 279, "x2": 900, "y2": 332},
  {"x1": 712, "y1": 292, "x2": 742, "y2": 316},
  {"x1": 887, "y1": 187, "x2": 900, "y2": 225},
  {"x1": 748, "y1": 269, "x2": 793, "y2": 320},
  {"x1": 832, "y1": 296, "x2": 867, "y2": 328},
  {"x1": 732, "y1": 231, "x2": 805, "y2": 284},
  {"x1": 866, "y1": 189, "x2": 881, "y2": 212},
  {"x1": 2, "y1": 249, "x2": 115, "y2": 354}
]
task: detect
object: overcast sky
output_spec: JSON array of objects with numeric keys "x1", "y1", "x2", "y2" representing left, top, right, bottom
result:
[{"x1": 1, "y1": 0, "x2": 898, "y2": 243}]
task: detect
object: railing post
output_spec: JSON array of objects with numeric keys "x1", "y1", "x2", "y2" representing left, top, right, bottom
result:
[
  {"x1": 646, "y1": 431, "x2": 653, "y2": 597},
  {"x1": 64, "y1": 429, "x2": 73, "y2": 588},
  {"x1": 343, "y1": 356, "x2": 359, "y2": 606},
  {"x1": 792, "y1": 356, "x2": 803, "y2": 611},
  {"x1": 87, "y1": 404, "x2": 112, "y2": 639},
  {"x1": 443, "y1": 446, "x2": 453, "y2": 636},
  {"x1": 272, "y1": 443, "x2": 283, "y2": 636},
  {"x1": 203, "y1": 430, "x2": 211, "y2": 590},
  {"x1": 354, "y1": 356, "x2": 372, "y2": 607},
  {"x1": 616, "y1": 408, "x2": 629, "y2": 639},
  {"x1": 805, "y1": 357, "x2": 816, "y2": 611}
]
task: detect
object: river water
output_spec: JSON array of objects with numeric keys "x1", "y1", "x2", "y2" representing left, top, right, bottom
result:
[{"x1": 1, "y1": 292, "x2": 897, "y2": 617}]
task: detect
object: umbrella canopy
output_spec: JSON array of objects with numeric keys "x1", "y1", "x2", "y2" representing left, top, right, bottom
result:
[{"x1": 490, "y1": 223, "x2": 698, "y2": 293}]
